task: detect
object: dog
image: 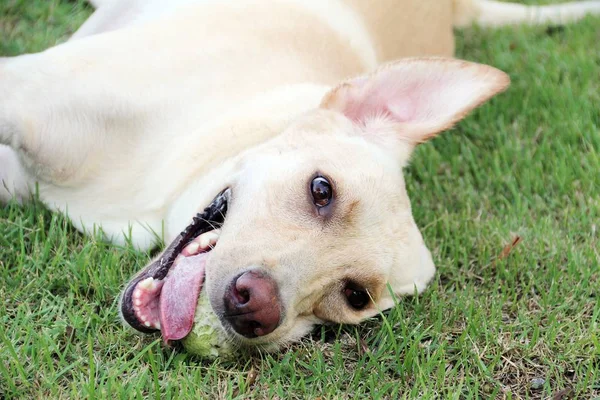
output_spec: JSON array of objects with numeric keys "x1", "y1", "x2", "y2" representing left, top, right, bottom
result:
[{"x1": 1, "y1": 0, "x2": 599, "y2": 351}]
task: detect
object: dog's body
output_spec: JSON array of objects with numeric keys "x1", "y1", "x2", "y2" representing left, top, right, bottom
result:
[{"x1": 1, "y1": 0, "x2": 599, "y2": 350}]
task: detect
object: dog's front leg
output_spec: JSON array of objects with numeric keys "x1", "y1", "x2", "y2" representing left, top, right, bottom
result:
[
  {"x1": 0, "y1": 25, "x2": 218, "y2": 247},
  {"x1": 0, "y1": 42, "x2": 166, "y2": 245},
  {"x1": 0, "y1": 56, "x2": 49, "y2": 202},
  {"x1": 0, "y1": 47, "x2": 144, "y2": 187}
]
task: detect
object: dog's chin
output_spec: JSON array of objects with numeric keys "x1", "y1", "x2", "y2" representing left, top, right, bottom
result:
[{"x1": 120, "y1": 188, "x2": 230, "y2": 344}]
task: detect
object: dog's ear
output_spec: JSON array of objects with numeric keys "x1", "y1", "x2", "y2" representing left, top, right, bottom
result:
[{"x1": 320, "y1": 57, "x2": 510, "y2": 147}]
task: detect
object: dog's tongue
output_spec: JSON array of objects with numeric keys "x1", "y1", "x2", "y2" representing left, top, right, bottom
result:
[{"x1": 159, "y1": 254, "x2": 207, "y2": 342}]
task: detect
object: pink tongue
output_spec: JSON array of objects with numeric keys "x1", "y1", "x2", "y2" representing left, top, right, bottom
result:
[{"x1": 159, "y1": 253, "x2": 207, "y2": 342}]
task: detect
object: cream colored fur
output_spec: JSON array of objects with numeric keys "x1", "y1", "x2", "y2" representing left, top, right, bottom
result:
[{"x1": 1, "y1": 0, "x2": 598, "y2": 348}]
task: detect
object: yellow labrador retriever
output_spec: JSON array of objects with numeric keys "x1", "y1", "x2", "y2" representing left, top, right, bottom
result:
[{"x1": 1, "y1": 0, "x2": 598, "y2": 350}]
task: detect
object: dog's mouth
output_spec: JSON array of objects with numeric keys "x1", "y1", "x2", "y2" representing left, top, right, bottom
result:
[{"x1": 120, "y1": 188, "x2": 230, "y2": 342}]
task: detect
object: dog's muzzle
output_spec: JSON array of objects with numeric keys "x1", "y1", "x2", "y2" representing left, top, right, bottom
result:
[{"x1": 120, "y1": 188, "x2": 230, "y2": 335}]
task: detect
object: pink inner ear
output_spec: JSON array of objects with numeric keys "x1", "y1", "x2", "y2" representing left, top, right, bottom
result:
[
  {"x1": 340, "y1": 78, "x2": 418, "y2": 124},
  {"x1": 386, "y1": 96, "x2": 416, "y2": 122},
  {"x1": 322, "y1": 58, "x2": 510, "y2": 142}
]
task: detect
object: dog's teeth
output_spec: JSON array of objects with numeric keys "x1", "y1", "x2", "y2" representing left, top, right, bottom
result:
[
  {"x1": 198, "y1": 230, "x2": 220, "y2": 250},
  {"x1": 182, "y1": 241, "x2": 200, "y2": 256},
  {"x1": 181, "y1": 230, "x2": 220, "y2": 256},
  {"x1": 144, "y1": 321, "x2": 151, "y2": 327},
  {"x1": 138, "y1": 277, "x2": 154, "y2": 290},
  {"x1": 134, "y1": 299, "x2": 142, "y2": 307}
]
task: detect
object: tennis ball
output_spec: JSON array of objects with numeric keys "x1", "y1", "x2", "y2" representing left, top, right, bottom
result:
[{"x1": 181, "y1": 290, "x2": 233, "y2": 358}]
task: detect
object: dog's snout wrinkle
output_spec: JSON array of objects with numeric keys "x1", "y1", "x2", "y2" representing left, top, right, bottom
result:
[{"x1": 223, "y1": 269, "x2": 282, "y2": 338}]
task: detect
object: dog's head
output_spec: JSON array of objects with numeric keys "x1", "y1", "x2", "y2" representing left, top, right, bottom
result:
[{"x1": 120, "y1": 58, "x2": 509, "y2": 351}]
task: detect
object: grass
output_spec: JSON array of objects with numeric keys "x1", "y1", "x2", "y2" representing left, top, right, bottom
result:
[{"x1": 1, "y1": 0, "x2": 599, "y2": 398}]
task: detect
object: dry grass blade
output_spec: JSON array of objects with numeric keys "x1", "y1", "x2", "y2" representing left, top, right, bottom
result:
[{"x1": 497, "y1": 235, "x2": 522, "y2": 261}]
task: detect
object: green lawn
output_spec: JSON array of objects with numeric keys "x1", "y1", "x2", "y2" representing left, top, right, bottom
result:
[{"x1": 1, "y1": 1, "x2": 599, "y2": 398}]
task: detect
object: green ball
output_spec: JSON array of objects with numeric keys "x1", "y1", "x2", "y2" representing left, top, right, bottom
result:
[{"x1": 181, "y1": 290, "x2": 233, "y2": 358}]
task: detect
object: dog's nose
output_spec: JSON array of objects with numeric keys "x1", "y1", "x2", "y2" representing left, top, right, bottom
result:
[{"x1": 223, "y1": 270, "x2": 282, "y2": 338}]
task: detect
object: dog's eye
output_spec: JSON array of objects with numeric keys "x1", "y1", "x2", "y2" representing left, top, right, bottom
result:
[
  {"x1": 310, "y1": 176, "x2": 332, "y2": 208},
  {"x1": 344, "y1": 284, "x2": 369, "y2": 310}
]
